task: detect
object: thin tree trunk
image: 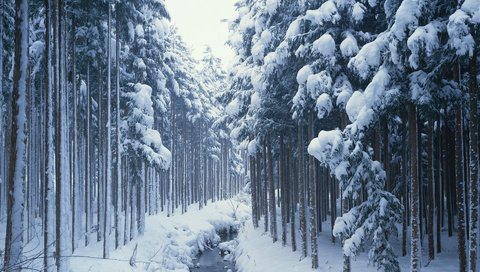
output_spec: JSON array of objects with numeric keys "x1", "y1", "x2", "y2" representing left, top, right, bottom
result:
[
  {"x1": 267, "y1": 136, "x2": 277, "y2": 242},
  {"x1": 455, "y1": 79, "x2": 467, "y2": 272},
  {"x1": 85, "y1": 63, "x2": 91, "y2": 247},
  {"x1": 427, "y1": 118, "x2": 435, "y2": 261},
  {"x1": 410, "y1": 104, "x2": 421, "y2": 272},
  {"x1": 280, "y1": 135, "x2": 287, "y2": 246},
  {"x1": 468, "y1": 47, "x2": 479, "y2": 272},
  {"x1": 402, "y1": 109, "x2": 408, "y2": 257},
  {"x1": 114, "y1": 5, "x2": 122, "y2": 249},
  {"x1": 288, "y1": 129, "x2": 296, "y2": 252},
  {"x1": 103, "y1": 0, "x2": 112, "y2": 259},
  {"x1": 4, "y1": 0, "x2": 28, "y2": 269},
  {"x1": 71, "y1": 13, "x2": 79, "y2": 253},
  {"x1": 298, "y1": 120, "x2": 307, "y2": 257},
  {"x1": 263, "y1": 143, "x2": 268, "y2": 233},
  {"x1": 435, "y1": 113, "x2": 442, "y2": 254},
  {"x1": 308, "y1": 112, "x2": 318, "y2": 269},
  {"x1": 43, "y1": 0, "x2": 56, "y2": 270}
]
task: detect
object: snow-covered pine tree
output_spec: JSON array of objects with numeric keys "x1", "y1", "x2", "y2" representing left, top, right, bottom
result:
[{"x1": 447, "y1": 2, "x2": 479, "y2": 270}]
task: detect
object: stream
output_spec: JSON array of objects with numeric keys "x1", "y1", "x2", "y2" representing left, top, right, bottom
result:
[{"x1": 190, "y1": 228, "x2": 238, "y2": 272}]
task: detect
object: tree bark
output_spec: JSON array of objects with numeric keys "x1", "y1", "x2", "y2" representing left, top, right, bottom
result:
[
  {"x1": 298, "y1": 120, "x2": 307, "y2": 257},
  {"x1": 267, "y1": 136, "x2": 277, "y2": 242},
  {"x1": 455, "y1": 103, "x2": 467, "y2": 272},
  {"x1": 4, "y1": 0, "x2": 28, "y2": 269},
  {"x1": 308, "y1": 112, "x2": 318, "y2": 269},
  {"x1": 427, "y1": 118, "x2": 435, "y2": 261},
  {"x1": 402, "y1": 109, "x2": 408, "y2": 257},
  {"x1": 410, "y1": 103, "x2": 421, "y2": 272},
  {"x1": 468, "y1": 47, "x2": 479, "y2": 272}
]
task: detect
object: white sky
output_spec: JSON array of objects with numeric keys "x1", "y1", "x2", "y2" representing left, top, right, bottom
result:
[{"x1": 165, "y1": 0, "x2": 237, "y2": 68}]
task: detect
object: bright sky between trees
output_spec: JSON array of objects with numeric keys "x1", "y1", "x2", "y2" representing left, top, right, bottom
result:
[{"x1": 165, "y1": 0, "x2": 237, "y2": 68}]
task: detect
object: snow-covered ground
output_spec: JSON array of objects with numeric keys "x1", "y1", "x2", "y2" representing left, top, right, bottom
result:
[
  {"x1": 0, "y1": 194, "x2": 250, "y2": 272},
  {"x1": 233, "y1": 211, "x2": 460, "y2": 272},
  {"x1": 0, "y1": 192, "x2": 460, "y2": 272},
  {"x1": 69, "y1": 195, "x2": 250, "y2": 272}
]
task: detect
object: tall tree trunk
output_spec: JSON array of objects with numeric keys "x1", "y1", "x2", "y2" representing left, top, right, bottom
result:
[
  {"x1": 55, "y1": 0, "x2": 72, "y2": 269},
  {"x1": 280, "y1": 135, "x2": 287, "y2": 246},
  {"x1": 427, "y1": 118, "x2": 435, "y2": 261},
  {"x1": 402, "y1": 109, "x2": 408, "y2": 257},
  {"x1": 288, "y1": 129, "x2": 296, "y2": 252},
  {"x1": 4, "y1": 0, "x2": 28, "y2": 269},
  {"x1": 0, "y1": 0, "x2": 4, "y2": 221},
  {"x1": 445, "y1": 118, "x2": 454, "y2": 237},
  {"x1": 114, "y1": 5, "x2": 122, "y2": 250},
  {"x1": 85, "y1": 63, "x2": 91, "y2": 247},
  {"x1": 435, "y1": 113, "x2": 442, "y2": 254},
  {"x1": 308, "y1": 112, "x2": 318, "y2": 269},
  {"x1": 97, "y1": 70, "x2": 103, "y2": 242},
  {"x1": 410, "y1": 103, "x2": 421, "y2": 272},
  {"x1": 263, "y1": 143, "x2": 269, "y2": 233},
  {"x1": 298, "y1": 120, "x2": 307, "y2": 257},
  {"x1": 43, "y1": 0, "x2": 56, "y2": 269},
  {"x1": 71, "y1": 13, "x2": 79, "y2": 253},
  {"x1": 468, "y1": 47, "x2": 479, "y2": 272},
  {"x1": 455, "y1": 79, "x2": 467, "y2": 272},
  {"x1": 103, "y1": 1, "x2": 112, "y2": 259},
  {"x1": 267, "y1": 136, "x2": 277, "y2": 242}
]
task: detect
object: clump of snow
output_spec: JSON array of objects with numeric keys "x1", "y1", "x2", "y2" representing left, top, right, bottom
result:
[
  {"x1": 352, "y1": 2, "x2": 366, "y2": 22},
  {"x1": 239, "y1": 13, "x2": 255, "y2": 33},
  {"x1": 305, "y1": 1, "x2": 341, "y2": 26},
  {"x1": 333, "y1": 75, "x2": 353, "y2": 108},
  {"x1": 152, "y1": 17, "x2": 170, "y2": 40},
  {"x1": 316, "y1": 93, "x2": 333, "y2": 118},
  {"x1": 135, "y1": 24, "x2": 145, "y2": 38},
  {"x1": 128, "y1": 22, "x2": 135, "y2": 42},
  {"x1": 226, "y1": 97, "x2": 241, "y2": 117},
  {"x1": 348, "y1": 33, "x2": 387, "y2": 79},
  {"x1": 296, "y1": 65, "x2": 313, "y2": 85},
  {"x1": 265, "y1": 0, "x2": 280, "y2": 15},
  {"x1": 247, "y1": 139, "x2": 258, "y2": 156},
  {"x1": 250, "y1": 91, "x2": 262, "y2": 110},
  {"x1": 285, "y1": 18, "x2": 302, "y2": 38},
  {"x1": 251, "y1": 70, "x2": 266, "y2": 92},
  {"x1": 409, "y1": 70, "x2": 432, "y2": 105},
  {"x1": 345, "y1": 67, "x2": 390, "y2": 130},
  {"x1": 333, "y1": 207, "x2": 358, "y2": 239},
  {"x1": 308, "y1": 129, "x2": 344, "y2": 164},
  {"x1": 390, "y1": 0, "x2": 421, "y2": 40},
  {"x1": 345, "y1": 91, "x2": 365, "y2": 123},
  {"x1": 312, "y1": 33, "x2": 336, "y2": 58},
  {"x1": 461, "y1": 0, "x2": 480, "y2": 23},
  {"x1": 340, "y1": 34, "x2": 359, "y2": 57},
  {"x1": 306, "y1": 71, "x2": 332, "y2": 99},
  {"x1": 263, "y1": 51, "x2": 278, "y2": 74},
  {"x1": 134, "y1": 58, "x2": 146, "y2": 71},
  {"x1": 219, "y1": 240, "x2": 238, "y2": 252},
  {"x1": 362, "y1": 67, "x2": 390, "y2": 109},
  {"x1": 343, "y1": 227, "x2": 365, "y2": 257},
  {"x1": 447, "y1": 9, "x2": 475, "y2": 57},
  {"x1": 334, "y1": 160, "x2": 350, "y2": 180},
  {"x1": 407, "y1": 21, "x2": 442, "y2": 68}
]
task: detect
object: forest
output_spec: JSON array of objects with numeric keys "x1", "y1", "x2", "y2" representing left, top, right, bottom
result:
[{"x1": 0, "y1": 0, "x2": 479, "y2": 272}]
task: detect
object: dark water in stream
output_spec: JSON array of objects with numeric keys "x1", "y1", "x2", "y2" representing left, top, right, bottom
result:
[{"x1": 190, "y1": 229, "x2": 237, "y2": 272}]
